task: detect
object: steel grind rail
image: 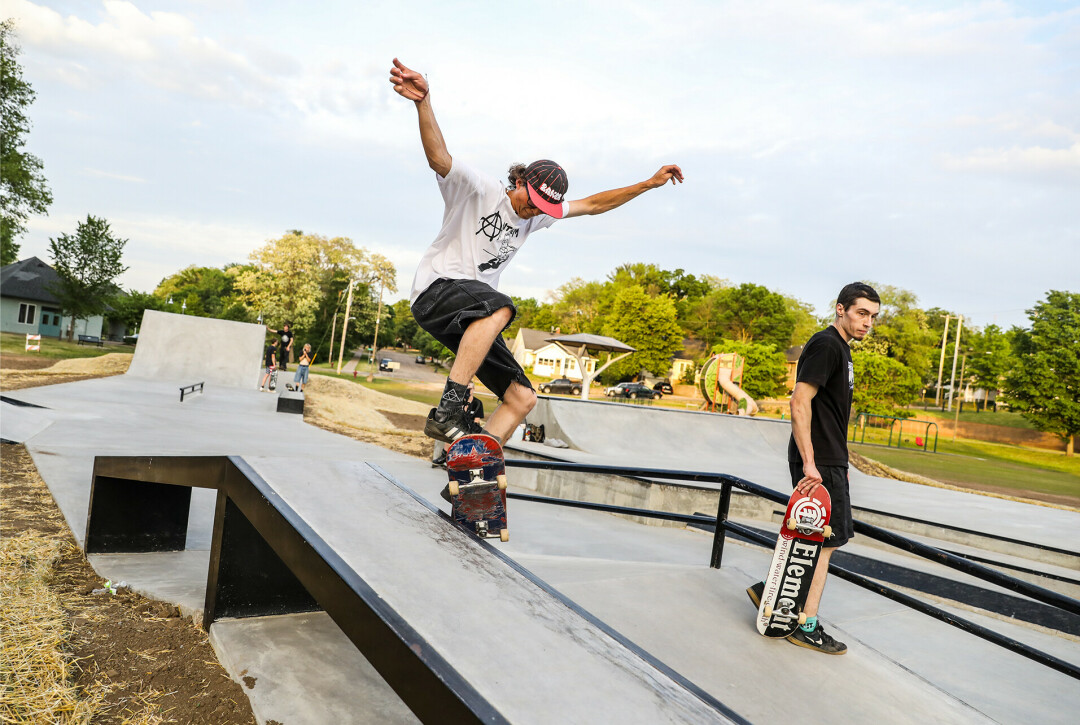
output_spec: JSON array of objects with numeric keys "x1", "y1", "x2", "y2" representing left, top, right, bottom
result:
[
  {"x1": 505, "y1": 459, "x2": 1080, "y2": 617},
  {"x1": 504, "y1": 489, "x2": 1080, "y2": 682}
]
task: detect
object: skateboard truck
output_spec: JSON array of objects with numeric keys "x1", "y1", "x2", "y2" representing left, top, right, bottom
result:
[
  {"x1": 786, "y1": 515, "x2": 833, "y2": 538},
  {"x1": 447, "y1": 468, "x2": 508, "y2": 497}
]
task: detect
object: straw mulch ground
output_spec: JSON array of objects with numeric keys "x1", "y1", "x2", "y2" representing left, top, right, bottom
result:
[{"x1": 1, "y1": 355, "x2": 256, "y2": 724}]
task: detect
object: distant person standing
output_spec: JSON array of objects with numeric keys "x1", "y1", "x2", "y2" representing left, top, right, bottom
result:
[
  {"x1": 267, "y1": 322, "x2": 293, "y2": 371},
  {"x1": 259, "y1": 342, "x2": 277, "y2": 392},
  {"x1": 747, "y1": 282, "x2": 880, "y2": 655},
  {"x1": 292, "y1": 343, "x2": 313, "y2": 392}
]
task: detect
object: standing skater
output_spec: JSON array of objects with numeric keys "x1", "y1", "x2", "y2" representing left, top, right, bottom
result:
[
  {"x1": 747, "y1": 282, "x2": 879, "y2": 655},
  {"x1": 389, "y1": 57, "x2": 684, "y2": 446},
  {"x1": 267, "y1": 322, "x2": 293, "y2": 371}
]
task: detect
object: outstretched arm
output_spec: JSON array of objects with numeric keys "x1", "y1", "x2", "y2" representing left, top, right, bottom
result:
[
  {"x1": 565, "y1": 165, "x2": 683, "y2": 218},
  {"x1": 389, "y1": 58, "x2": 451, "y2": 177}
]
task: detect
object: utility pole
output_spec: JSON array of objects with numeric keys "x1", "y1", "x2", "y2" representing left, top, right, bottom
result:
[
  {"x1": 336, "y1": 278, "x2": 355, "y2": 374},
  {"x1": 367, "y1": 273, "x2": 386, "y2": 382},
  {"x1": 935, "y1": 314, "x2": 951, "y2": 407},
  {"x1": 952, "y1": 353, "x2": 967, "y2": 442},
  {"x1": 946, "y1": 315, "x2": 963, "y2": 411}
]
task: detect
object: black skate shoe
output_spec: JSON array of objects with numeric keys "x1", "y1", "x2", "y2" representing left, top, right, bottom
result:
[
  {"x1": 424, "y1": 406, "x2": 482, "y2": 444},
  {"x1": 787, "y1": 624, "x2": 847, "y2": 655}
]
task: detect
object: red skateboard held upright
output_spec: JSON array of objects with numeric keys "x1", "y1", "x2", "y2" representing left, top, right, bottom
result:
[
  {"x1": 755, "y1": 486, "x2": 833, "y2": 637},
  {"x1": 445, "y1": 434, "x2": 508, "y2": 542}
]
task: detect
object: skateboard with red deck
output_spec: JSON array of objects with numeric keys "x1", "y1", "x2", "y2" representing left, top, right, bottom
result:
[
  {"x1": 756, "y1": 486, "x2": 833, "y2": 637},
  {"x1": 445, "y1": 434, "x2": 508, "y2": 542}
]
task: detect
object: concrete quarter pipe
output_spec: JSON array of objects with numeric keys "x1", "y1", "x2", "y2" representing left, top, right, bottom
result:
[{"x1": 126, "y1": 310, "x2": 266, "y2": 389}]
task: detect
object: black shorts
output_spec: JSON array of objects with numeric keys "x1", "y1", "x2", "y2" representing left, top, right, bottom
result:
[
  {"x1": 411, "y1": 278, "x2": 533, "y2": 400},
  {"x1": 789, "y1": 462, "x2": 853, "y2": 548}
]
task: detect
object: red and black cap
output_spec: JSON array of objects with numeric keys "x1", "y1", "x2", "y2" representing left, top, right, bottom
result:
[{"x1": 525, "y1": 160, "x2": 569, "y2": 219}]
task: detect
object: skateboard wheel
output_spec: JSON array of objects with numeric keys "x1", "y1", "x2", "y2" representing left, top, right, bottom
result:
[
  {"x1": 763, "y1": 605, "x2": 772, "y2": 618},
  {"x1": 798, "y1": 612, "x2": 807, "y2": 625},
  {"x1": 822, "y1": 525, "x2": 833, "y2": 538},
  {"x1": 448, "y1": 481, "x2": 459, "y2": 497},
  {"x1": 496, "y1": 474, "x2": 507, "y2": 490},
  {"x1": 786, "y1": 518, "x2": 797, "y2": 531},
  {"x1": 500, "y1": 529, "x2": 509, "y2": 543}
]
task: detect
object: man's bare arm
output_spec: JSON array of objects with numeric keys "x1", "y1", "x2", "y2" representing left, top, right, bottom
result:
[
  {"x1": 565, "y1": 165, "x2": 683, "y2": 218},
  {"x1": 789, "y1": 381, "x2": 822, "y2": 494},
  {"x1": 390, "y1": 58, "x2": 451, "y2": 177}
]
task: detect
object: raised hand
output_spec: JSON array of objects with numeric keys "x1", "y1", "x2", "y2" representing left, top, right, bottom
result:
[
  {"x1": 648, "y1": 164, "x2": 684, "y2": 187},
  {"x1": 389, "y1": 58, "x2": 428, "y2": 102}
]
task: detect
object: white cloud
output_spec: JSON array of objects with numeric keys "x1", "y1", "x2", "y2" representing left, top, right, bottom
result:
[
  {"x1": 82, "y1": 167, "x2": 146, "y2": 183},
  {"x1": 941, "y1": 142, "x2": 1080, "y2": 178}
]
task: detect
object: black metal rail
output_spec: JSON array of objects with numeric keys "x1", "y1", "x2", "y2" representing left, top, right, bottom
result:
[
  {"x1": 505, "y1": 458, "x2": 1080, "y2": 680},
  {"x1": 179, "y1": 381, "x2": 204, "y2": 402},
  {"x1": 505, "y1": 459, "x2": 1080, "y2": 616}
]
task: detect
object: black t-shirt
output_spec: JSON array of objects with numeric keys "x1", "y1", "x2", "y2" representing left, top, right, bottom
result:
[
  {"x1": 265, "y1": 345, "x2": 276, "y2": 367},
  {"x1": 279, "y1": 330, "x2": 292, "y2": 352},
  {"x1": 787, "y1": 325, "x2": 853, "y2": 467}
]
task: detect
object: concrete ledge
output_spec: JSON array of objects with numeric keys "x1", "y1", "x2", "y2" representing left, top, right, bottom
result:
[{"x1": 276, "y1": 390, "x2": 304, "y2": 414}]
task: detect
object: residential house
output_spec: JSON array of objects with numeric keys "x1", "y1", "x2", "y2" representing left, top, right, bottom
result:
[
  {"x1": 0, "y1": 257, "x2": 111, "y2": 339},
  {"x1": 507, "y1": 327, "x2": 596, "y2": 381}
]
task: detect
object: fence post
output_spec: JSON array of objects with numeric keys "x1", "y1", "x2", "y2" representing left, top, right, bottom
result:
[{"x1": 710, "y1": 482, "x2": 732, "y2": 569}]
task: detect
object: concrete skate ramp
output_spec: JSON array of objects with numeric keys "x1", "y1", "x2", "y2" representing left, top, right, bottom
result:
[
  {"x1": 530, "y1": 396, "x2": 791, "y2": 480},
  {"x1": 127, "y1": 310, "x2": 265, "y2": 389}
]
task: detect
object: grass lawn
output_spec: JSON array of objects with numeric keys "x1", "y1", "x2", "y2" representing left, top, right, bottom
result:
[
  {"x1": 851, "y1": 438, "x2": 1080, "y2": 505},
  {"x1": 0, "y1": 331, "x2": 133, "y2": 361},
  {"x1": 905, "y1": 406, "x2": 1036, "y2": 430}
]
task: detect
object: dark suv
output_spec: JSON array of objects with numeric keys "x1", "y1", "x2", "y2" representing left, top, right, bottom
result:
[
  {"x1": 538, "y1": 377, "x2": 582, "y2": 395},
  {"x1": 603, "y1": 382, "x2": 660, "y2": 399}
]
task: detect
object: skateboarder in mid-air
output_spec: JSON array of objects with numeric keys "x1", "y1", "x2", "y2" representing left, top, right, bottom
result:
[
  {"x1": 389, "y1": 57, "x2": 684, "y2": 449},
  {"x1": 747, "y1": 282, "x2": 879, "y2": 654}
]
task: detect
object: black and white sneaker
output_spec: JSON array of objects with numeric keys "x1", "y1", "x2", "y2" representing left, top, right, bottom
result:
[
  {"x1": 787, "y1": 624, "x2": 847, "y2": 655},
  {"x1": 424, "y1": 406, "x2": 482, "y2": 443}
]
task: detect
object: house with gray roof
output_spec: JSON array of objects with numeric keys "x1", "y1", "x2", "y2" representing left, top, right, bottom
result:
[{"x1": 0, "y1": 256, "x2": 107, "y2": 340}]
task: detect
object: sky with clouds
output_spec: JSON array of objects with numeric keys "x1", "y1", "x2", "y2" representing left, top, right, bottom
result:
[{"x1": 3, "y1": 0, "x2": 1078, "y2": 330}]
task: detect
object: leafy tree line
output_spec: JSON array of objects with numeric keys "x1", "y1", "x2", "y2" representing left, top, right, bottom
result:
[{"x1": 1, "y1": 20, "x2": 53, "y2": 266}]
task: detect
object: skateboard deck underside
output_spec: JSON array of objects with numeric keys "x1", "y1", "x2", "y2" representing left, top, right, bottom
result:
[{"x1": 446, "y1": 435, "x2": 507, "y2": 540}]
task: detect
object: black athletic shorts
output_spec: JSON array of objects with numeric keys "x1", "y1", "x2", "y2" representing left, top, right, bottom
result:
[
  {"x1": 411, "y1": 278, "x2": 533, "y2": 400},
  {"x1": 789, "y1": 462, "x2": 853, "y2": 548}
]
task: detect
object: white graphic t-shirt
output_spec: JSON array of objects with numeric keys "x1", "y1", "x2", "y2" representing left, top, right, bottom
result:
[{"x1": 409, "y1": 161, "x2": 564, "y2": 304}]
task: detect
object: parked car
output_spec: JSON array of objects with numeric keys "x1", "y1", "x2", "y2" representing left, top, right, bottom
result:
[
  {"x1": 538, "y1": 377, "x2": 582, "y2": 395},
  {"x1": 379, "y1": 358, "x2": 394, "y2": 371},
  {"x1": 653, "y1": 380, "x2": 673, "y2": 395},
  {"x1": 415, "y1": 355, "x2": 426, "y2": 364},
  {"x1": 603, "y1": 381, "x2": 660, "y2": 399}
]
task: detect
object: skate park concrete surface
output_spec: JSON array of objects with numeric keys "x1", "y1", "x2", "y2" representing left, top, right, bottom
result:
[{"x1": 2, "y1": 315, "x2": 1079, "y2": 723}]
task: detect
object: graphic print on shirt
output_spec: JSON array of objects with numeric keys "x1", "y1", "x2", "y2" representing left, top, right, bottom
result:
[
  {"x1": 475, "y1": 210, "x2": 519, "y2": 272},
  {"x1": 847, "y1": 361, "x2": 854, "y2": 390}
]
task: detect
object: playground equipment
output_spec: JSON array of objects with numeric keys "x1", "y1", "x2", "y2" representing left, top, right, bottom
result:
[{"x1": 699, "y1": 353, "x2": 759, "y2": 416}]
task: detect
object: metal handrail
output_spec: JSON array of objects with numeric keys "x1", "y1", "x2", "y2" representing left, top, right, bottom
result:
[{"x1": 504, "y1": 458, "x2": 1080, "y2": 679}]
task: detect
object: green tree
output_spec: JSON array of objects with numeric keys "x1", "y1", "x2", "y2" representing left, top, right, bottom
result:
[
  {"x1": 1005, "y1": 291, "x2": 1080, "y2": 456},
  {"x1": 851, "y1": 351, "x2": 921, "y2": 417},
  {"x1": 599, "y1": 285, "x2": 683, "y2": 383},
  {"x1": 154, "y1": 265, "x2": 242, "y2": 318},
  {"x1": 713, "y1": 283, "x2": 797, "y2": 349},
  {"x1": 105, "y1": 290, "x2": 166, "y2": 335},
  {"x1": 1, "y1": 20, "x2": 53, "y2": 265},
  {"x1": 710, "y1": 338, "x2": 789, "y2": 400},
  {"x1": 47, "y1": 215, "x2": 128, "y2": 340},
  {"x1": 860, "y1": 284, "x2": 937, "y2": 383},
  {"x1": 966, "y1": 324, "x2": 1015, "y2": 400}
]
